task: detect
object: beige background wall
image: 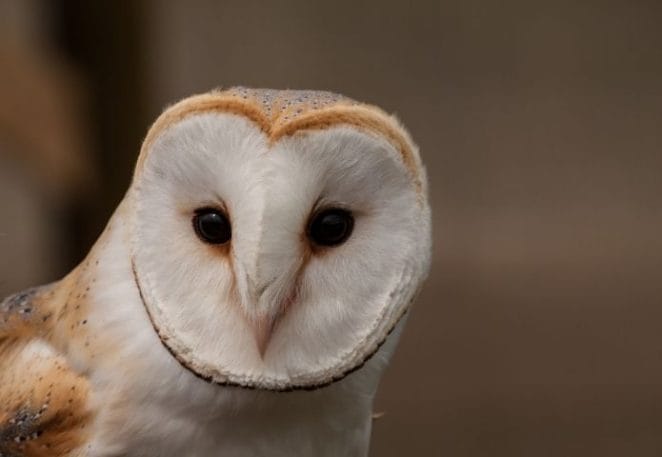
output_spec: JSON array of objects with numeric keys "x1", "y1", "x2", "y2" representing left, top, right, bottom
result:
[{"x1": 1, "y1": 1, "x2": 662, "y2": 455}]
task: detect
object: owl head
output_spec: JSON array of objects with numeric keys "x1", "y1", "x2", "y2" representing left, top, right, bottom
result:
[{"x1": 127, "y1": 87, "x2": 431, "y2": 391}]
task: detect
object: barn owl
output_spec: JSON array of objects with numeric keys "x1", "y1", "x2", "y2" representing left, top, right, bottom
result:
[{"x1": 0, "y1": 87, "x2": 431, "y2": 457}]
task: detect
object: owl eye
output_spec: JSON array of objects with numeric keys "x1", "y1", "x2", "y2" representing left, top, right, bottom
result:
[
  {"x1": 193, "y1": 208, "x2": 231, "y2": 245},
  {"x1": 308, "y1": 208, "x2": 354, "y2": 247}
]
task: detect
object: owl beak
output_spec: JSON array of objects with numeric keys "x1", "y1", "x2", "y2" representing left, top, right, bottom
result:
[
  {"x1": 254, "y1": 315, "x2": 277, "y2": 358},
  {"x1": 240, "y1": 253, "x2": 301, "y2": 358},
  {"x1": 249, "y1": 280, "x2": 298, "y2": 358}
]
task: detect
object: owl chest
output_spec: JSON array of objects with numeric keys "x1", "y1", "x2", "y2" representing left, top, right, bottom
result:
[{"x1": 90, "y1": 371, "x2": 372, "y2": 457}]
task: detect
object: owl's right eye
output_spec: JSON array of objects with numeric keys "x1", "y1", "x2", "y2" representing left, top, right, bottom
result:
[{"x1": 193, "y1": 208, "x2": 231, "y2": 245}]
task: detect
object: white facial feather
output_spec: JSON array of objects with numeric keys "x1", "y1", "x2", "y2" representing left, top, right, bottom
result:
[{"x1": 130, "y1": 112, "x2": 430, "y2": 389}]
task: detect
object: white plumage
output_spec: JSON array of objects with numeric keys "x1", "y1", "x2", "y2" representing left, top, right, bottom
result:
[{"x1": 0, "y1": 87, "x2": 431, "y2": 457}]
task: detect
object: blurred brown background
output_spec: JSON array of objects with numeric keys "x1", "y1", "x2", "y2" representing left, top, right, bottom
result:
[{"x1": 1, "y1": 1, "x2": 662, "y2": 455}]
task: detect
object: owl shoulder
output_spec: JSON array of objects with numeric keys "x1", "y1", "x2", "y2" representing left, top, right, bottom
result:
[
  {"x1": 0, "y1": 286, "x2": 94, "y2": 456},
  {"x1": 0, "y1": 285, "x2": 57, "y2": 339}
]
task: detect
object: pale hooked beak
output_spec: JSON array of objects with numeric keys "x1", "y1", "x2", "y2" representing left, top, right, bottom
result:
[
  {"x1": 254, "y1": 315, "x2": 278, "y2": 358},
  {"x1": 245, "y1": 275, "x2": 298, "y2": 358}
]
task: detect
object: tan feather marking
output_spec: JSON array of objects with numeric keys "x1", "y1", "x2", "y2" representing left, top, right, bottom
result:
[
  {"x1": 0, "y1": 340, "x2": 92, "y2": 457},
  {"x1": 134, "y1": 88, "x2": 423, "y2": 195},
  {"x1": 0, "y1": 286, "x2": 57, "y2": 340}
]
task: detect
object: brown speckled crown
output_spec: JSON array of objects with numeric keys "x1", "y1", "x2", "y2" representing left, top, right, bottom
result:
[{"x1": 220, "y1": 86, "x2": 359, "y2": 125}]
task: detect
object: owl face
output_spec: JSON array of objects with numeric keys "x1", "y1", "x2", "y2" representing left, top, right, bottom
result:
[{"x1": 128, "y1": 88, "x2": 430, "y2": 390}]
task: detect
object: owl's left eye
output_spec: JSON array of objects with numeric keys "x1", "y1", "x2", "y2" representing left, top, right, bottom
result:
[
  {"x1": 193, "y1": 208, "x2": 231, "y2": 245},
  {"x1": 308, "y1": 208, "x2": 354, "y2": 247}
]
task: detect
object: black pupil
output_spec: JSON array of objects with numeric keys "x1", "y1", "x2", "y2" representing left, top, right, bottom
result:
[
  {"x1": 309, "y1": 209, "x2": 354, "y2": 247},
  {"x1": 194, "y1": 209, "x2": 231, "y2": 244}
]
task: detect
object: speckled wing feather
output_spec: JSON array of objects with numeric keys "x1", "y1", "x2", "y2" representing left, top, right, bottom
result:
[{"x1": 0, "y1": 285, "x2": 92, "y2": 457}]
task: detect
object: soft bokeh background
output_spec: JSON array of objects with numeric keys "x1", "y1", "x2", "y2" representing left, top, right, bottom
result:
[{"x1": 2, "y1": 1, "x2": 662, "y2": 455}]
